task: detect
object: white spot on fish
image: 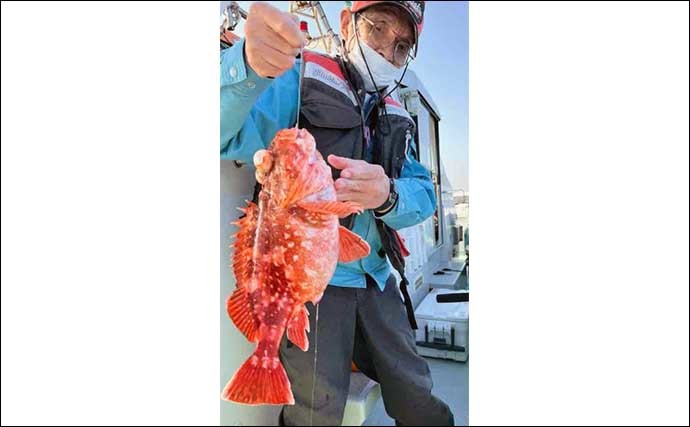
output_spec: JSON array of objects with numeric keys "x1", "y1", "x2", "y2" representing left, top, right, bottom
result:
[{"x1": 293, "y1": 255, "x2": 299, "y2": 261}]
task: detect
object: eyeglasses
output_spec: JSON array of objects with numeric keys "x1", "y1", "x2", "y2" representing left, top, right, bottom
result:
[{"x1": 356, "y1": 14, "x2": 415, "y2": 66}]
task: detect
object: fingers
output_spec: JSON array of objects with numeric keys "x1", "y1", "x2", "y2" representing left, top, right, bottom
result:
[
  {"x1": 335, "y1": 178, "x2": 367, "y2": 193},
  {"x1": 246, "y1": 54, "x2": 283, "y2": 78},
  {"x1": 258, "y1": 38, "x2": 298, "y2": 71},
  {"x1": 335, "y1": 190, "x2": 357, "y2": 203},
  {"x1": 329, "y1": 155, "x2": 385, "y2": 180},
  {"x1": 328, "y1": 154, "x2": 367, "y2": 171},
  {"x1": 263, "y1": 25, "x2": 302, "y2": 57},
  {"x1": 253, "y1": 2, "x2": 305, "y2": 49},
  {"x1": 334, "y1": 173, "x2": 389, "y2": 210},
  {"x1": 334, "y1": 178, "x2": 358, "y2": 202},
  {"x1": 245, "y1": 2, "x2": 305, "y2": 78},
  {"x1": 341, "y1": 163, "x2": 385, "y2": 180},
  {"x1": 327, "y1": 154, "x2": 348, "y2": 170}
]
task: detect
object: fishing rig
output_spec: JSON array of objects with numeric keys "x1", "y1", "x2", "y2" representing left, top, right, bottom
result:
[
  {"x1": 289, "y1": 1, "x2": 343, "y2": 56},
  {"x1": 220, "y1": 2, "x2": 246, "y2": 49},
  {"x1": 220, "y1": 1, "x2": 342, "y2": 56}
]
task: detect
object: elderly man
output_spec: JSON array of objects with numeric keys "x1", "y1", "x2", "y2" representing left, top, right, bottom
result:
[{"x1": 221, "y1": 1, "x2": 454, "y2": 425}]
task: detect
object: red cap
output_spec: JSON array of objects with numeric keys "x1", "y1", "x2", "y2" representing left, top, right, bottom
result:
[
  {"x1": 350, "y1": 1, "x2": 424, "y2": 47},
  {"x1": 300, "y1": 21, "x2": 308, "y2": 32}
]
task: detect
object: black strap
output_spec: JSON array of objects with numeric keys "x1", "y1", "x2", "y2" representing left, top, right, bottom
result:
[
  {"x1": 375, "y1": 219, "x2": 418, "y2": 330},
  {"x1": 398, "y1": 275, "x2": 418, "y2": 330},
  {"x1": 251, "y1": 180, "x2": 262, "y2": 204}
]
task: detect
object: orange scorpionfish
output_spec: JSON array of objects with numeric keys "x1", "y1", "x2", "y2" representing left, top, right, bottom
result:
[{"x1": 222, "y1": 128, "x2": 371, "y2": 405}]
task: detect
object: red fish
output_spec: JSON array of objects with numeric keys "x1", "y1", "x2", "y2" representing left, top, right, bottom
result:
[{"x1": 222, "y1": 128, "x2": 371, "y2": 405}]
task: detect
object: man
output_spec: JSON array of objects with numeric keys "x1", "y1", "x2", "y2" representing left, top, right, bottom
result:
[{"x1": 221, "y1": 1, "x2": 454, "y2": 425}]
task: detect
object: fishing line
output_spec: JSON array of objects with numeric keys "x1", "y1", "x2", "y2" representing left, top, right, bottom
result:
[{"x1": 309, "y1": 302, "x2": 320, "y2": 427}]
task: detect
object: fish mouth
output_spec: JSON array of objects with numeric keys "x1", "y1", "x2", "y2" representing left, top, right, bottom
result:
[{"x1": 296, "y1": 128, "x2": 315, "y2": 152}]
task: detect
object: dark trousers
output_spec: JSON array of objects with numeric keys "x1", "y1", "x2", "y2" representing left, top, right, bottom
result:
[{"x1": 278, "y1": 274, "x2": 454, "y2": 426}]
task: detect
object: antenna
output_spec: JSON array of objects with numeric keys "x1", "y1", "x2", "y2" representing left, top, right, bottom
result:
[
  {"x1": 220, "y1": 2, "x2": 248, "y2": 49},
  {"x1": 221, "y1": 2, "x2": 248, "y2": 33},
  {"x1": 289, "y1": 1, "x2": 343, "y2": 56}
]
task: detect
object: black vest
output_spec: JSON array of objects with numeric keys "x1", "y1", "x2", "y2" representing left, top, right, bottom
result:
[{"x1": 299, "y1": 51, "x2": 414, "y2": 224}]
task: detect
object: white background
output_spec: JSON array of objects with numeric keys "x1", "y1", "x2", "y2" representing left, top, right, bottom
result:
[{"x1": 2, "y1": 1, "x2": 688, "y2": 426}]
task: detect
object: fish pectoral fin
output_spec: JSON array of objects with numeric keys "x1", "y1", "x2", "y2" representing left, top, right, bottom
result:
[
  {"x1": 338, "y1": 226, "x2": 371, "y2": 263},
  {"x1": 286, "y1": 305, "x2": 310, "y2": 352},
  {"x1": 226, "y1": 287, "x2": 260, "y2": 343},
  {"x1": 297, "y1": 200, "x2": 363, "y2": 218}
]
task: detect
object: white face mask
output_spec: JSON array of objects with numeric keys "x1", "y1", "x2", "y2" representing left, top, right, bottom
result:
[{"x1": 347, "y1": 19, "x2": 405, "y2": 92}]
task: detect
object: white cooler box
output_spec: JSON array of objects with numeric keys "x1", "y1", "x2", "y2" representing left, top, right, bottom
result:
[{"x1": 414, "y1": 288, "x2": 469, "y2": 362}]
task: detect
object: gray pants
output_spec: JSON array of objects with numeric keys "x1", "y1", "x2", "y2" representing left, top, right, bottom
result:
[{"x1": 279, "y1": 274, "x2": 454, "y2": 426}]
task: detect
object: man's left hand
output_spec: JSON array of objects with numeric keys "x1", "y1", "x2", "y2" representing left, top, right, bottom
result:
[{"x1": 327, "y1": 155, "x2": 390, "y2": 210}]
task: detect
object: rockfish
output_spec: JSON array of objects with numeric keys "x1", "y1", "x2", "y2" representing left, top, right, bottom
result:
[{"x1": 221, "y1": 128, "x2": 371, "y2": 405}]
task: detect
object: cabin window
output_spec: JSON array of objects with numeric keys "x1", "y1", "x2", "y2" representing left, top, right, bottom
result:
[
  {"x1": 411, "y1": 115, "x2": 421, "y2": 162},
  {"x1": 420, "y1": 97, "x2": 443, "y2": 248}
]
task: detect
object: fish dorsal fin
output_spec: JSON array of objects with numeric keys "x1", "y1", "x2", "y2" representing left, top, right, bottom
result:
[{"x1": 231, "y1": 201, "x2": 258, "y2": 288}]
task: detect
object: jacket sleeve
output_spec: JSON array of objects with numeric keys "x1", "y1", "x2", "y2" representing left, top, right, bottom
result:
[
  {"x1": 220, "y1": 39, "x2": 300, "y2": 164},
  {"x1": 375, "y1": 137, "x2": 437, "y2": 230}
]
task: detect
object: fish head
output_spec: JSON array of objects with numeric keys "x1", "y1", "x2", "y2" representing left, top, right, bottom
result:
[{"x1": 257, "y1": 128, "x2": 332, "y2": 208}]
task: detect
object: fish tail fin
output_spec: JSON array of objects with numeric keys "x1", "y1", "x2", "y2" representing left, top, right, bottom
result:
[{"x1": 221, "y1": 351, "x2": 294, "y2": 406}]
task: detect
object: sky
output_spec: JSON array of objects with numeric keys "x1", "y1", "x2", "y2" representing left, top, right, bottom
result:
[{"x1": 221, "y1": 1, "x2": 469, "y2": 192}]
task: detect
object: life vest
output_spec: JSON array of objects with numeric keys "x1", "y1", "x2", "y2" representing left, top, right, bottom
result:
[{"x1": 252, "y1": 49, "x2": 420, "y2": 329}]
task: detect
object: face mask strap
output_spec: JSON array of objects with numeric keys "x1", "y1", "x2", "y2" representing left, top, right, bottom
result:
[
  {"x1": 355, "y1": 15, "x2": 392, "y2": 136},
  {"x1": 377, "y1": 58, "x2": 411, "y2": 137},
  {"x1": 353, "y1": 14, "x2": 382, "y2": 95},
  {"x1": 350, "y1": 12, "x2": 413, "y2": 137},
  {"x1": 382, "y1": 59, "x2": 409, "y2": 100}
]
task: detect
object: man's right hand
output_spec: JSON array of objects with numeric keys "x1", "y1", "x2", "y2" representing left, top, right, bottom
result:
[{"x1": 244, "y1": 2, "x2": 306, "y2": 78}]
